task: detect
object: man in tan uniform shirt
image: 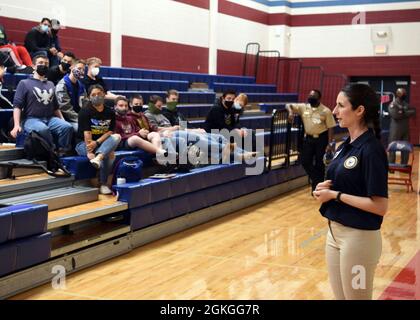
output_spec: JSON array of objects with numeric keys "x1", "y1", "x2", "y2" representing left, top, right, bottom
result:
[{"x1": 286, "y1": 89, "x2": 336, "y2": 193}]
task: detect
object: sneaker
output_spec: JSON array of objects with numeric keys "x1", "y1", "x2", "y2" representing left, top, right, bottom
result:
[
  {"x1": 99, "y1": 185, "x2": 112, "y2": 195},
  {"x1": 90, "y1": 155, "x2": 102, "y2": 169},
  {"x1": 53, "y1": 168, "x2": 68, "y2": 177},
  {"x1": 241, "y1": 151, "x2": 258, "y2": 161}
]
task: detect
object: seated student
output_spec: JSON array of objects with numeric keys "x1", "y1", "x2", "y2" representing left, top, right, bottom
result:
[
  {"x1": 10, "y1": 54, "x2": 73, "y2": 155},
  {"x1": 0, "y1": 23, "x2": 33, "y2": 69},
  {"x1": 0, "y1": 61, "x2": 13, "y2": 109},
  {"x1": 24, "y1": 18, "x2": 58, "y2": 67},
  {"x1": 129, "y1": 94, "x2": 147, "y2": 113},
  {"x1": 49, "y1": 19, "x2": 64, "y2": 66},
  {"x1": 55, "y1": 59, "x2": 87, "y2": 131},
  {"x1": 82, "y1": 57, "x2": 120, "y2": 102},
  {"x1": 128, "y1": 94, "x2": 178, "y2": 158},
  {"x1": 76, "y1": 84, "x2": 121, "y2": 195},
  {"x1": 205, "y1": 90, "x2": 257, "y2": 153},
  {"x1": 148, "y1": 94, "x2": 253, "y2": 163},
  {"x1": 144, "y1": 95, "x2": 180, "y2": 137},
  {"x1": 114, "y1": 96, "x2": 168, "y2": 156},
  {"x1": 47, "y1": 51, "x2": 75, "y2": 85},
  {"x1": 162, "y1": 89, "x2": 189, "y2": 128},
  {"x1": 204, "y1": 90, "x2": 247, "y2": 136}
]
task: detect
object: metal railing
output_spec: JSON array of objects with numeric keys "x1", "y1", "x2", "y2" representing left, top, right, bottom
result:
[
  {"x1": 268, "y1": 109, "x2": 304, "y2": 170},
  {"x1": 243, "y1": 42, "x2": 347, "y2": 102}
]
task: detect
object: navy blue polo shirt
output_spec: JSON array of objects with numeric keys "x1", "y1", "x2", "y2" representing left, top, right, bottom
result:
[{"x1": 319, "y1": 129, "x2": 388, "y2": 230}]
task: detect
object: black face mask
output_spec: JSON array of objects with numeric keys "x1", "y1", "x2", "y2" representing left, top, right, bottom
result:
[
  {"x1": 399, "y1": 95, "x2": 406, "y2": 101},
  {"x1": 132, "y1": 105, "x2": 143, "y2": 113},
  {"x1": 36, "y1": 65, "x2": 49, "y2": 77},
  {"x1": 60, "y1": 61, "x2": 71, "y2": 72},
  {"x1": 308, "y1": 97, "x2": 319, "y2": 107},
  {"x1": 224, "y1": 100, "x2": 234, "y2": 109}
]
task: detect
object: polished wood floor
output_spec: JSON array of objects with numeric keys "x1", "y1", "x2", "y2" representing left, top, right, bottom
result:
[{"x1": 11, "y1": 153, "x2": 420, "y2": 300}]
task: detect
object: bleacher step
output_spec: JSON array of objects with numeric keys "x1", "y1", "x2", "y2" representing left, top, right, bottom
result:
[
  {"x1": 0, "y1": 159, "x2": 46, "y2": 179},
  {"x1": 0, "y1": 147, "x2": 24, "y2": 161},
  {"x1": 48, "y1": 199, "x2": 128, "y2": 230},
  {"x1": 0, "y1": 186, "x2": 98, "y2": 211},
  {"x1": 0, "y1": 175, "x2": 74, "y2": 200}
]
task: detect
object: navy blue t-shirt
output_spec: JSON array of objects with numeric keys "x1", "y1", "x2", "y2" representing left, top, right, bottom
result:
[{"x1": 319, "y1": 129, "x2": 388, "y2": 230}]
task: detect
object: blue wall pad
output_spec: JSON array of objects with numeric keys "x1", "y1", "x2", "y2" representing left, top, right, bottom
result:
[
  {"x1": 15, "y1": 232, "x2": 51, "y2": 270},
  {"x1": 0, "y1": 232, "x2": 51, "y2": 278},
  {"x1": 115, "y1": 163, "x2": 247, "y2": 209},
  {"x1": 129, "y1": 163, "x2": 304, "y2": 231},
  {"x1": 0, "y1": 204, "x2": 48, "y2": 244}
]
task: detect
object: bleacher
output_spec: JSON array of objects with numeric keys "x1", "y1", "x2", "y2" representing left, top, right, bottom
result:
[{"x1": 0, "y1": 65, "x2": 306, "y2": 298}]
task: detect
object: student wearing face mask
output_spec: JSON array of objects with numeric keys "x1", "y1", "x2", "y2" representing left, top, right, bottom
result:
[
  {"x1": 10, "y1": 54, "x2": 73, "y2": 155},
  {"x1": 55, "y1": 59, "x2": 87, "y2": 132},
  {"x1": 114, "y1": 96, "x2": 168, "y2": 156},
  {"x1": 388, "y1": 88, "x2": 416, "y2": 165},
  {"x1": 129, "y1": 94, "x2": 146, "y2": 114},
  {"x1": 83, "y1": 57, "x2": 120, "y2": 102},
  {"x1": 286, "y1": 89, "x2": 336, "y2": 194},
  {"x1": 76, "y1": 85, "x2": 121, "y2": 195},
  {"x1": 47, "y1": 51, "x2": 75, "y2": 85},
  {"x1": 204, "y1": 90, "x2": 246, "y2": 137},
  {"x1": 24, "y1": 18, "x2": 57, "y2": 65}
]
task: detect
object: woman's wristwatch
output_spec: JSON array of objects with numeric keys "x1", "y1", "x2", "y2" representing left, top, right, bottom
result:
[{"x1": 335, "y1": 191, "x2": 342, "y2": 203}]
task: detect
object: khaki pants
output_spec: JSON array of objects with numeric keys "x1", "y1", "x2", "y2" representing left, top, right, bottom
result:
[{"x1": 326, "y1": 220, "x2": 382, "y2": 300}]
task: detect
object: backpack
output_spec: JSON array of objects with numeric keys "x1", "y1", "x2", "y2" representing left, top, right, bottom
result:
[
  {"x1": 23, "y1": 131, "x2": 71, "y2": 177},
  {"x1": 112, "y1": 156, "x2": 143, "y2": 186}
]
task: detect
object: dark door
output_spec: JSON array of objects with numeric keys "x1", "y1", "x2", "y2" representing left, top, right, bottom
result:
[{"x1": 350, "y1": 76, "x2": 411, "y2": 143}]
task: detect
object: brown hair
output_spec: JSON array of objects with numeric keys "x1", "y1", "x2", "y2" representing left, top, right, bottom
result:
[
  {"x1": 86, "y1": 57, "x2": 102, "y2": 66},
  {"x1": 236, "y1": 93, "x2": 248, "y2": 106}
]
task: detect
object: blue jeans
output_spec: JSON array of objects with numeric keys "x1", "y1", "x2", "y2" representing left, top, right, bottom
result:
[
  {"x1": 24, "y1": 117, "x2": 73, "y2": 151},
  {"x1": 75, "y1": 134, "x2": 121, "y2": 184},
  {"x1": 174, "y1": 131, "x2": 245, "y2": 164}
]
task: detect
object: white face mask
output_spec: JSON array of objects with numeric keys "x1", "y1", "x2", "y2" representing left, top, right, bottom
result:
[
  {"x1": 233, "y1": 102, "x2": 242, "y2": 110},
  {"x1": 91, "y1": 67, "x2": 100, "y2": 77}
]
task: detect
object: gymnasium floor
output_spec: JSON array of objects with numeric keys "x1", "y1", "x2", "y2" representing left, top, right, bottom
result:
[{"x1": 11, "y1": 154, "x2": 419, "y2": 300}]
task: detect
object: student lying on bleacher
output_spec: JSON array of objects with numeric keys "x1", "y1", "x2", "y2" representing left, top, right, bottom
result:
[
  {"x1": 55, "y1": 59, "x2": 87, "y2": 132},
  {"x1": 114, "y1": 96, "x2": 173, "y2": 157},
  {"x1": 75, "y1": 84, "x2": 121, "y2": 195},
  {"x1": 10, "y1": 54, "x2": 73, "y2": 156}
]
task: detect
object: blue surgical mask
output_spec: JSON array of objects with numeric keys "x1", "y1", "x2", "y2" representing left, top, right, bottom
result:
[
  {"x1": 40, "y1": 25, "x2": 50, "y2": 33},
  {"x1": 233, "y1": 103, "x2": 242, "y2": 110}
]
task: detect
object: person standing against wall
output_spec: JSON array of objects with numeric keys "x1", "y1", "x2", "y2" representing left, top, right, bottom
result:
[{"x1": 388, "y1": 87, "x2": 416, "y2": 164}]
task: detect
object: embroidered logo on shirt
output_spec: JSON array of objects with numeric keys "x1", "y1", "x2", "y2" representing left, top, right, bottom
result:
[
  {"x1": 344, "y1": 156, "x2": 358, "y2": 169},
  {"x1": 33, "y1": 87, "x2": 54, "y2": 105}
]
